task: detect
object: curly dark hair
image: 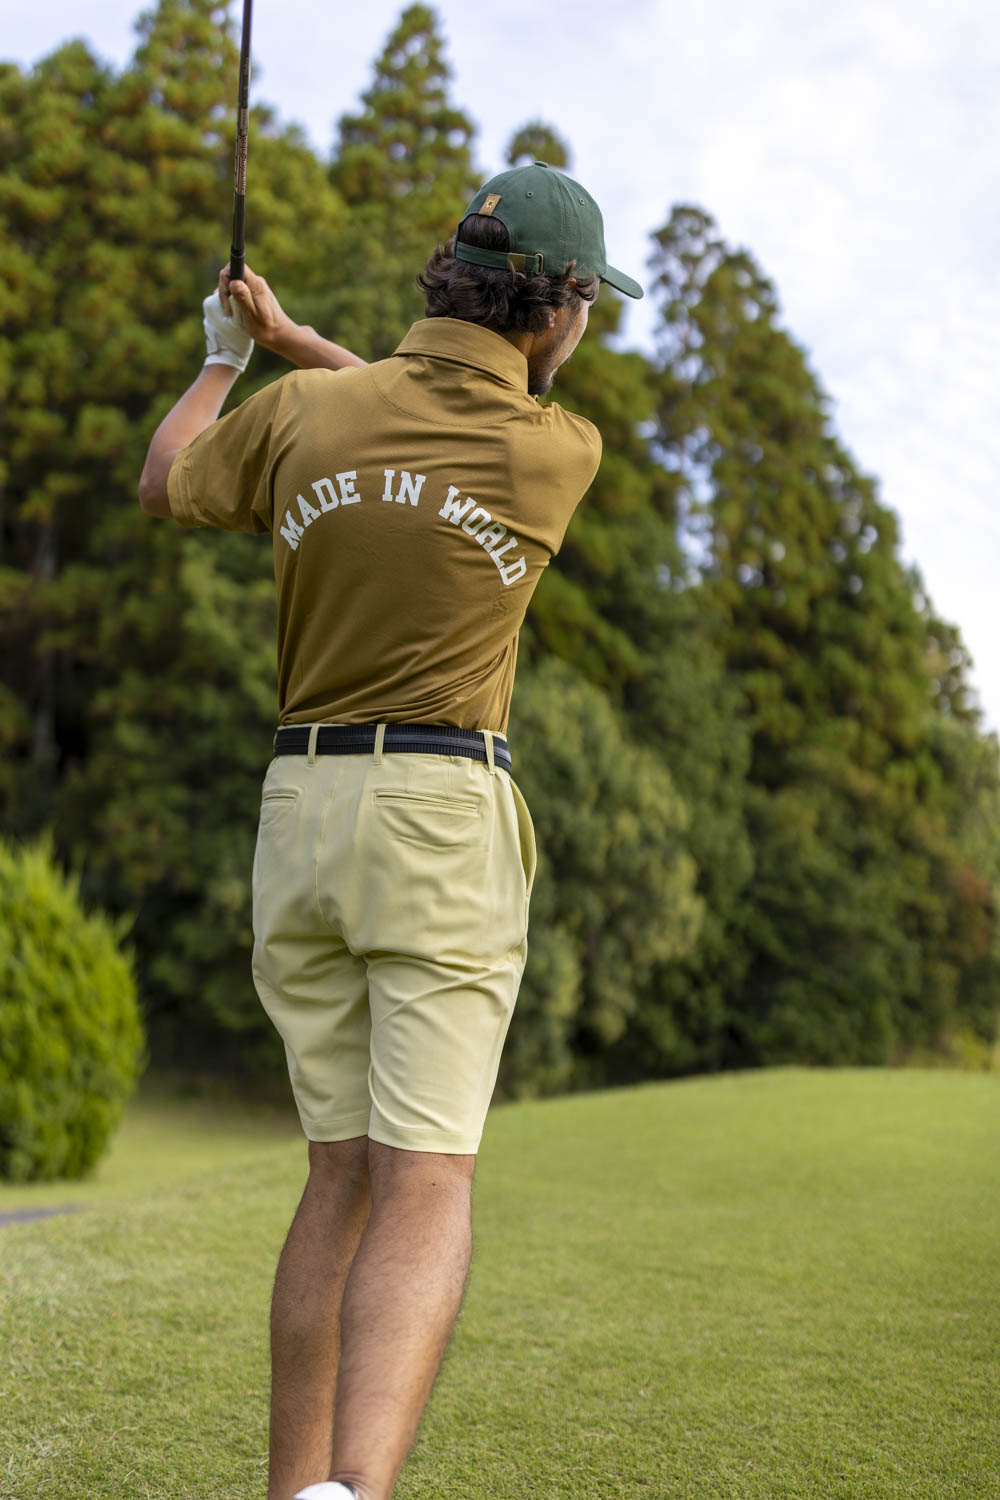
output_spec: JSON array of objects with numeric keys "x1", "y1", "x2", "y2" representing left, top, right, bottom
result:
[{"x1": 418, "y1": 213, "x2": 599, "y2": 335}]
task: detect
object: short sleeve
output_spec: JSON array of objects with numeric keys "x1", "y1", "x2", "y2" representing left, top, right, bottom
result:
[
  {"x1": 523, "y1": 403, "x2": 602, "y2": 556},
  {"x1": 167, "y1": 377, "x2": 289, "y2": 533},
  {"x1": 564, "y1": 409, "x2": 603, "y2": 493}
]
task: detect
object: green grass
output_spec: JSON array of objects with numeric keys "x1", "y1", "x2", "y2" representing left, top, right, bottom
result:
[
  {"x1": 0, "y1": 1082, "x2": 301, "y2": 1212},
  {"x1": 1, "y1": 1068, "x2": 997, "y2": 1498}
]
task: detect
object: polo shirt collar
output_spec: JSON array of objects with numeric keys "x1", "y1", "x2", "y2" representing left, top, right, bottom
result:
[{"x1": 393, "y1": 318, "x2": 529, "y2": 394}]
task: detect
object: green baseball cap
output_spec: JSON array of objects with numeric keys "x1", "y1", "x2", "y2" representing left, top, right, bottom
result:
[{"x1": 455, "y1": 160, "x2": 643, "y2": 300}]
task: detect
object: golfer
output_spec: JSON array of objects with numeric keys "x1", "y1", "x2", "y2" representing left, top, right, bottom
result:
[{"x1": 139, "y1": 161, "x2": 642, "y2": 1500}]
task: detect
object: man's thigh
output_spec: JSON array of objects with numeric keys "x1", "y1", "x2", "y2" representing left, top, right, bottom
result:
[
  {"x1": 334, "y1": 749, "x2": 535, "y2": 1155},
  {"x1": 252, "y1": 745, "x2": 536, "y2": 1152},
  {"x1": 365, "y1": 948, "x2": 523, "y2": 1154},
  {"x1": 251, "y1": 755, "x2": 372, "y2": 1141}
]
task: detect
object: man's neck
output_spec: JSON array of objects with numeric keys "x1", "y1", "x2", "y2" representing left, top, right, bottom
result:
[{"x1": 499, "y1": 329, "x2": 534, "y2": 361}]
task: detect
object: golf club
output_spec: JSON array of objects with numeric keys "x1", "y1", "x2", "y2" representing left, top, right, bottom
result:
[{"x1": 229, "y1": 0, "x2": 253, "y2": 283}]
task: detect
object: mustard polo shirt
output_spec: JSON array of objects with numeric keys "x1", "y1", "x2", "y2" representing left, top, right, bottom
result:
[{"x1": 167, "y1": 317, "x2": 602, "y2": 732}]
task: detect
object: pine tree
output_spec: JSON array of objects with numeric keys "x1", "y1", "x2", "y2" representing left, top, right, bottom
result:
[
  {"x1": 333, "y1": 4, "x2": 475, "y2": 228},
  {"x1": 649, "y1": 204, "x2": 998, "y2": 1062},
  {"x1": 504, "y1": 657, "x2": 702, "y2": 1095},
  {"x1": 8, "y1": 7, "x2": 991, "y2": 1087},
  {"x1": 321, "y1": 5, "x2": 479, "y2": 359},
  {"x1": 0, "y1": 1, "x2": 350, "y2": 1069},
  {"x1": 0, "y1": 26, "x2": 224, "y2": 828},
  {"x1": 516, "y1": 242, "x2": 756, "y2": 1084},
  {"x1": 505, "y1": 122, "x2": 570, "y2": 169}
]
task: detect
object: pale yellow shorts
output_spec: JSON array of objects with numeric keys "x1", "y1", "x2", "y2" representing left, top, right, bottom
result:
[{"x1": 251, "y1": 732, "x2": 536, "y2": 1155}]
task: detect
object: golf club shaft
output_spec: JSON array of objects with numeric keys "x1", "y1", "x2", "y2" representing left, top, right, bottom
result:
[{"x1": 229, "y1": 0, "x2": 253, "y2": 282}]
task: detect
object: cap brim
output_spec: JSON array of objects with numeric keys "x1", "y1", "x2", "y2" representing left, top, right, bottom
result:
[{"x1": 600, "y1": 264, "x2": 644, "y2": 300}]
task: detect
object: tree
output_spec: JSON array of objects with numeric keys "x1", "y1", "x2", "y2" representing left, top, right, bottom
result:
[
  {"x1": 504, "y1": 658, "x2": 701, "y2": 1095},
  {"x1": 505, "y1": 122, "x2": 570, "y2": 169},
  {"x1": 648, "y1": 204, "x2": 999, "y2": 1062},
  {"x1": 0, "y1": 1, "x2": 352, "y2": 1068},
  {"x1": 6, "y1": 4, "x2": 994, "y2": 1092},
  {"x1": 524, "y1": 263, "x2": 755, "y2": 1083},
  {"x1": 322, "y1": 5, "x2": 479, "y2": 359}
]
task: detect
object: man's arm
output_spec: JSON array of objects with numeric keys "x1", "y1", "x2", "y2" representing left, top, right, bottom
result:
[
  {"x1": 138, "y1": 364, "x2": 240, "y2": 517},
  {"x1": 138, "y1": 265, "x2": 366, "y2": 519},
  {"x1": 222, "y1": 265, "x2": 368, "y2": 374}
]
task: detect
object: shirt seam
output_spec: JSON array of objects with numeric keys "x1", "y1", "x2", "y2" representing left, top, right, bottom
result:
[
  {"x1": 393, "y1": 349, "x2": 526, "y2": 391},
  {"x1": 167, "y1": 451, "x2": 203, "y2": 527},
  {"x1": 368, "y1": 370, "x2": 526, "y2": 428},
  {"x1": 395, "y1": 321, "x2": 530, "y2": 390}
]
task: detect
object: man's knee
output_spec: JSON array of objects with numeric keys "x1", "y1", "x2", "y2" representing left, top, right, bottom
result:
[
  {"x1": 367, "y1": 1141, "x2": 476, "y2": 1208},
  {"x1": 308, "y1": 1134, "x2": 372, "y2": 1193}
]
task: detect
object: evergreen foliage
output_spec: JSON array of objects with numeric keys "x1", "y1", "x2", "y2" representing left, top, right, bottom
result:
[
  {"x1": 323, "y1": 4, "x2": 479, "y2": 359},
  {"x1": 0, "y1": 1, "x2": 346, "y2": 1065},
  {"x1": 504, "y1": 657, "x2": 701, "y2": 1095},
  {"x1": 505, "y1": 122, "x2": 570, "y2": 170},
  {"x1": 649, "y1": 205, "x2": 999, "y2": 1064},
  {"x1": 533, "y1": 282, "x2": 756, "y2": 1081},
  {"x1": 0, "y1": 3, "x2": 996, "y2": 1093},
  {"x1": 0, "y1": 837, "x2": 144, "y2": 1181}
]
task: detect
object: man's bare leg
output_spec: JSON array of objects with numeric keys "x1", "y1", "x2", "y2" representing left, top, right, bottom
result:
[
  {"x1": 268, "y1": 1136, "x2": 372, "y2": 1500},
  {"x1": 327, "y1": 1143, "x2": 476, "y2": 1500}
]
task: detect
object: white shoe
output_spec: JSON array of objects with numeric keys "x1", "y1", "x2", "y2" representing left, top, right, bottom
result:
[{"x1": 293, "y1": 1485, "x2": 358, "y2": 1500}]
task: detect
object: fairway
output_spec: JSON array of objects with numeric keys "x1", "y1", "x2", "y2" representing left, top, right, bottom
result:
[{"x1": 1, "y1": 1068, "x2": 997, "y2": 1499}]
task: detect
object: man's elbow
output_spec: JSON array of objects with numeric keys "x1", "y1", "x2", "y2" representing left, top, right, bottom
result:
[{"x1": 138, "y1": 464, "x2": 172, "y2": 518}]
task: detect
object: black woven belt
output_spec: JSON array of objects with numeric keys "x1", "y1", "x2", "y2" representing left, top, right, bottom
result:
[{"x1": 273, "y1": 723, "x2": 512, "y2": 774}]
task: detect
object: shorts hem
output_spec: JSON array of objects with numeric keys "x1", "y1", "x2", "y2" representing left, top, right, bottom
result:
[
  {"x1": 368, "y1": 1120, "x2": 483, "y2": 1156},
  {"x1": 300, "y1": 1112, "x2": 372, "y2": 1143}
]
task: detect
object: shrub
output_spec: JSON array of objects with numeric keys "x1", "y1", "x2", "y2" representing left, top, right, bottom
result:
[
  {"x1": 503, "y1": 658, "x2": 702, "y2": 1095},
  {"x1": 0, "y1": 837, "x2": 145, "y2": 1181}
]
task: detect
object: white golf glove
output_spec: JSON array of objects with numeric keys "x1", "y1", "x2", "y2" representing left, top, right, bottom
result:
[{"x1": 203, "y1": 290, "x2": 254, "y2": 371}]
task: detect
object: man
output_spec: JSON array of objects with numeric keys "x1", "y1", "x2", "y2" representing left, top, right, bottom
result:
[{"x1": 139, "y1": 160, "x2": 642, "y2": 1500}]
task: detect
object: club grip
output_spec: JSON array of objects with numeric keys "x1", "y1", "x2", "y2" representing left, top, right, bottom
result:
[{"x1": 229, "y1": 248, "x2": 245, "y2": 283}]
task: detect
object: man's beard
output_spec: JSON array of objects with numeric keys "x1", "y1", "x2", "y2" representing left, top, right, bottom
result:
[{"x1": 527, "y1": 363, "x2": 556, "y2": 397}]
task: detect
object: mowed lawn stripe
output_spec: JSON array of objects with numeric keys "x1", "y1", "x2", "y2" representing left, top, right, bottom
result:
[{"x1": 1, "y1": 1068, "x2": 997, "y2": 1499}]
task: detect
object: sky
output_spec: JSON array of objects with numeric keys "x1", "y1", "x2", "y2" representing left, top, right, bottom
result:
[{"x1": 6, "y1": 0, "x2": 999, "y2": 728}]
